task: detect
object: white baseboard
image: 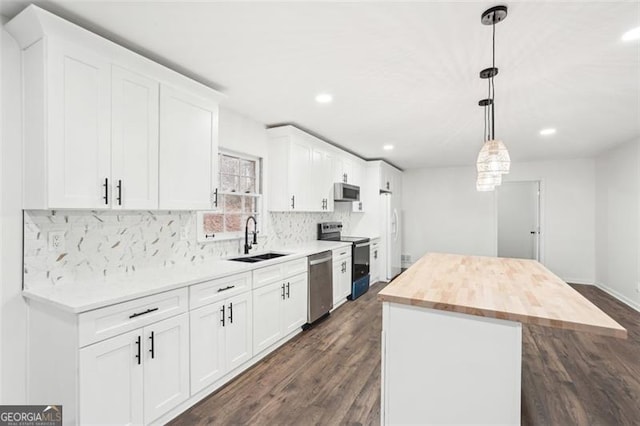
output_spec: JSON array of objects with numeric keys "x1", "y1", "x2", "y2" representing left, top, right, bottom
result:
[
  {"x1": 563, "y1": 277, "x2": 594, "y2": 285},
  {"x1": 594, "y1": 283, "x2": 640, "y2": 313}
]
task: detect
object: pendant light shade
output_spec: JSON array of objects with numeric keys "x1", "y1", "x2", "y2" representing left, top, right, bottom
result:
[
  {"x1": 476, "y1": 182, "x2": 495, "y2": 192},
  {"x1": 476, "y1": 139, "x2": 511, "y2": 174},
  {"x1": 477, "y1": 170, "x2": 502, "y2": 186}
]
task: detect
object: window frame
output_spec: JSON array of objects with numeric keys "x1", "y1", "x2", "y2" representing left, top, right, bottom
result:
[{"x1": 196, "y1": 150, "x2": 263, "y2": 243}]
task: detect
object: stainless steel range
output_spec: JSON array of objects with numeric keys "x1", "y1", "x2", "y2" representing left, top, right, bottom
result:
[{"x1": 318, "y1": 222, "x2": 370, "y2": 300}]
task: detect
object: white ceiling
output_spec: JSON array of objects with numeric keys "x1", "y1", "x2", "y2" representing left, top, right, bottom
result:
[{"x1": 2, "y1": 1, "x2": 639, "y2": 169}]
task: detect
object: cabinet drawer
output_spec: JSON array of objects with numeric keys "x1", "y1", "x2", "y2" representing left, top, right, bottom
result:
[
  {"x1": 78, "y1": 288, "x2": 188, "y2": 347},
  {"x1": 282, "y1": 258, "x2": 307, "y2": 277},
  {"x1": 253, "y1": 263, "x2": 283, "y2": 289},
  {"x1": 332, "y1": 247, "x2": 351, "y2": 262},
  {"x1": 190, "y1": 272, "x2": 251, "y2": 310},
  {"x1": 253, "y1": 258, "x2": 309, "y2": 289}
]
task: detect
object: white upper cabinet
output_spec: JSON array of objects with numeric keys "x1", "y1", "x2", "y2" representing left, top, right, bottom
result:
[
  {"x1": 7, "y1": 5, "x2": 224, "y2": 210},
  {"x1": 268, "y1": 125, "x2": 366, "y2": 213},
  {"x1": 266, "y1": 127, "x2": 317, "y2": 212},
  {"x1": 159, "y1": 84, "x2": 219, "y2": 210},
  {"x1": 111, "y1": 66, "x2": 159, "y2": 209},
  {"x1": 23, "y1": 38, "x2": 112, "y2": 209}
]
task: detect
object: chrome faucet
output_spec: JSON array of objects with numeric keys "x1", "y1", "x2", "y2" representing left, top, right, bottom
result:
[{"x1": 244, "y1": 216, "x2": 258, "y2": 254}]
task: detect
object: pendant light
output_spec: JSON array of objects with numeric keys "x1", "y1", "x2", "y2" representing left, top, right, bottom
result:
[
  {"x1": 476, "y1": 5, "x2": 510, "y2": 186},
  {"x1": 476, "y1": 97, "x2": 501, "y2": 190}
]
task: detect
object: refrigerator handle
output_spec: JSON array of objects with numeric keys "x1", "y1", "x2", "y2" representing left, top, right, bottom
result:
[{"x1": 392, "y1": 209, "x2": 399, "y2": 242}]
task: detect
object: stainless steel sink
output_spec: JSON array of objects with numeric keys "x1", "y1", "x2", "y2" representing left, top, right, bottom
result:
[{"x1": 228, "y1": 252, "x2": 289, "y2": 263}]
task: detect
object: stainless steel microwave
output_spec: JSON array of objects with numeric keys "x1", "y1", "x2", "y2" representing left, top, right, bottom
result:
[{"x1": 334, "y1": 182, "x2": 360, "y2": 202}]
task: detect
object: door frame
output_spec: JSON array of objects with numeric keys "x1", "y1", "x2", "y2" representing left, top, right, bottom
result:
[{"x1": 494, "y1": 179, "x2": 545, "y2": 263}]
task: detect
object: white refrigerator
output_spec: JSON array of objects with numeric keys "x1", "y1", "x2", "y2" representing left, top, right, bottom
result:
[{"x1": 380, "y1": 192, "x2": 402, "y2": 281}]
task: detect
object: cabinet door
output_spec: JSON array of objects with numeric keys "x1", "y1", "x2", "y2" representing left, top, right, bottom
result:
[
  {"x1": 143, "y1": 313, "x2": 190, "y2": 423},
  {"x1": 79, "y1": 329, "x2": 144, "y2": 426},
  {"x1": 48, "y1": 41, "x2": 111, "y2": 208},
  {"x1": 111, "y1": 66, "x2": 159, "y2": 210},
  {"x1": 159, "y1": 84, "x2": 219, "y2": 210},
  {"x1": 283, "y1": 273, "x2": 308, "y2": 335},
  {"x1": 370, "y1": 246, "x2": 380, "y2": 283},
  {"x1": 225, "y1": 292, "x2": 253, "y2": 371},
  {"x1": 288, "y1": 140, "x2": 311, "y2": 211},
  {"x1": 311, "y1": 148, "x2": 326, "y2": 212},
  {"x1": 253, "y1": 281, "x2": 284, "y2": 355},
  {"x1": 190, "y1": 302, "x2": 226, "y2": 394},
  {"x1": 342, "y1": 259, "x2": 353, "y2": 299},
  {"x1": 332, "y1": 261, "x2": 343, "y2": 307}
]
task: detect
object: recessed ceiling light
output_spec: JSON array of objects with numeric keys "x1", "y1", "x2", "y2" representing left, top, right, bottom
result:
[
  {"x1": 539, "y1": 128, "x2": 557, "y2": 136},
  {"x1": 315, "y1": 93, "x2": 333, "y2": 103},
  {"x1": 622, "y1": 26, "x2": 640, "y2": 42},
  {"x1": 383, "y1": 144, "x2": 394, "y2": 151}
]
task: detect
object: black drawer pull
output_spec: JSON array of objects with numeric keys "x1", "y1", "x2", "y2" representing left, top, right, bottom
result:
[
  {"x1": 129, "y1": 307, "x2": 158, "y2": 319},
  {"x1": 217, "y1": 285, "x2": 235, "y2": 293}
]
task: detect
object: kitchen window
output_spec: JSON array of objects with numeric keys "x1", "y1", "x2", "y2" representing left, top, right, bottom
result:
[{"x1": 197, "y1": 152, "x2": 262, "y2": 242}]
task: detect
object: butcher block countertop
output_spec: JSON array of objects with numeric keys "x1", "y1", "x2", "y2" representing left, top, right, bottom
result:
[{"x1": 378, "y1": 253, "x2": 627, "y2": 339}]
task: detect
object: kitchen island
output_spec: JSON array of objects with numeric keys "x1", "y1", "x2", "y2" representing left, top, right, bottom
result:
[{"x1": 377, "y1": 253, "x2": 626, "y2": 425}]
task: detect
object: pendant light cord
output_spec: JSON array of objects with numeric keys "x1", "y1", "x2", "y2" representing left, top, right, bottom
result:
[{"x1": 491, "y1": 19, "x2": 496, "y2": 140}]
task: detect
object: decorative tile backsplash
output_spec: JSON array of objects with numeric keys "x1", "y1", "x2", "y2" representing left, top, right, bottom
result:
[{"x1": 23, "y1": 206, "x2": 355, "y2": 289}]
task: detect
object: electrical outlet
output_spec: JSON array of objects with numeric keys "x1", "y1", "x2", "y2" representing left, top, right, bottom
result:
[
  {"x1": 180, "y1": 226, "x2": 189, "y2": 241},
  {"x1": 48, "y1": 231, "x2": 65, "y2": 252}
]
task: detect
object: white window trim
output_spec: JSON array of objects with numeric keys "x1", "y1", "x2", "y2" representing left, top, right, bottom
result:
[{"x1": 196, "y1": 150, "x2": 263, "y2": 243}]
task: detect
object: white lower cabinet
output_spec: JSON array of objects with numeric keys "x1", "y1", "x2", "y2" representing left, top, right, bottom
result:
[
  {"x1": 79, "y1": 329, "x2": 144, "y2": 425},
  {"x1": 29, "y1": 261, "x2": 312, "y2": 425},
  {"x1": 370, "y1": 240, "x2": 380, "y2": 283},
  {"x1": 253, "y1": 272, "x2": 308, "y2": 355},
  {"x1": 190, "y1": 291, "x2": 252, "y2": 394},
  {"x1": 332, "y1": 248, "x2": 352, "y2": 309},
  {"x1": 79, "y1": 313, "x2": 189, "y2": 425}
]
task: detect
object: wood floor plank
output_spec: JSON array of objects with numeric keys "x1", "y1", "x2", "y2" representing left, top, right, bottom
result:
[{"x1": 170, "y1": 282, "x2": 640, "y2": 426}]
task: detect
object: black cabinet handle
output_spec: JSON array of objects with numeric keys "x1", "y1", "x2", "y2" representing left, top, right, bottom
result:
[
  {"x1": 291, "y1": 195, "x2": 295, "y2": 209},
  {"x1": 214, "y1": 188, "x2": 219, "y2": 207},
  {"x1": 116, "y1": 179, "x2": 122, "y2": 206},
  {"x1": 220, "y1": 304, "x2": 225, "y2": 327},
  {"x1": 129, "y1": 307, "x2": 158, "y2": 319},
  {"x1": 286, "y1": 282, "x2": 290, "y2": 299},
  {"x1": 281, "y1": 283, "x2": 286, "y2": 300},
  {"x1": 217, "y1": 285, "x2": 235, "y2": 293},
  {"x1": 103, "y1": 178, "x2": 109, "y2": 205},
  {"x1": 386, "y1": 181, "x2": 390, "y2": 190},
  {"x1": 228, "y1": 302, "x2": 233, "y2": 324},
  {"x1": 149, "y1": 331, "x2": 155, "y2": 359},
  {"x1": 135, "y1": 335, "x2": 141, "y2": 365}
]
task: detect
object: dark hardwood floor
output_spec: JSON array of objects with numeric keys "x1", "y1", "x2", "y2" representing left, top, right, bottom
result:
[{"x1": 170, "y1": 282, "x2": 640, "y2": 425}]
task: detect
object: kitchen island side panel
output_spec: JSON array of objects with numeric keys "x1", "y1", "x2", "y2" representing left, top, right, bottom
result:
[{"x1": 382, "y1": 301, "x2": 521, "y2": 425}]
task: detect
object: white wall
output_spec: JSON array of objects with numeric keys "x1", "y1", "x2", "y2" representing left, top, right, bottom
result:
[
  {"x1": 595, "y1": 139, "x2": 640, "y2": 311},
  {"x1": 402, "y1": 166, "x2": 497, "y2": 260},
  {"x1": 1, "y1": 20, "x2": 27, "y2": 403},
  {"x1": 402, "y1": 158, "x2": 596, "y2": 284}
]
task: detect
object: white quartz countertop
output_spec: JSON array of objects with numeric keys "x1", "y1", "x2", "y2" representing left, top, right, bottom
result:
[{"x1": 23, "y1": 240, "x2": 351, "y2": 314}]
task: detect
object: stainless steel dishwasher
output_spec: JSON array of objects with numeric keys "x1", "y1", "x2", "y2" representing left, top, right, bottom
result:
[{"x1": 307, "y1": 251, "x2": 333, "y2": 324}]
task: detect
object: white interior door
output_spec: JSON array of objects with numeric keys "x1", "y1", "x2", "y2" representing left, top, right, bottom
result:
[{"x1": 497, "y1": 181, "x2": 540, "y2": 260}]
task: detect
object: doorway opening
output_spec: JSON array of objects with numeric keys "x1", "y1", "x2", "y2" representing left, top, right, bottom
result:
[{"x1": 497, "y1": 181, "x2": 542, "y2": 261}]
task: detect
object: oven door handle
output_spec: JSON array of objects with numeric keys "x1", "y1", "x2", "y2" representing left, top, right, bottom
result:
[{"x1": 355, "y1": 242, "x2": 370, "y2": 248}]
